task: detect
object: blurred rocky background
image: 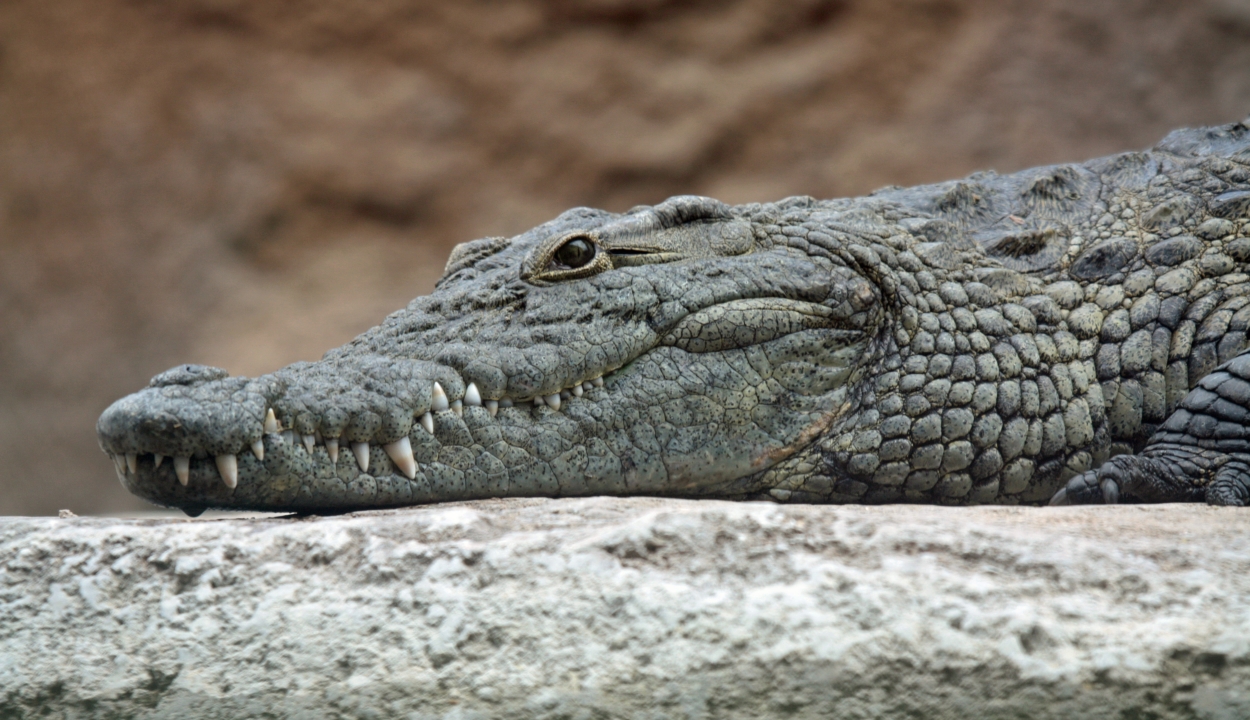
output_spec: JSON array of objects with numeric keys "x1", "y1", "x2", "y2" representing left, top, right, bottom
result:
[{"x1": 2, "y1": 0, "x2": 1249, "y2": 515}]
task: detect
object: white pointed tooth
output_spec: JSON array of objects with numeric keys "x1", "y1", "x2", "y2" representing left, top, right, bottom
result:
[
  {"x1": 111, "y1": 454, "x2": 126, "y2": 476},
  {"x1": 326, "y1": 438, "x2": 339, "y2": 464},
  {"x1": 302, "y1": 434, "x2": 315, "y2": 455},
  {"x1": 216, "y1": 454, "x2": 238, "y2": 489},
  {"x1": 572, "y1": 384, "x2": 583, "y2": 397},
  {"x1": 264, "y1": 408, "x2": 280, "y2": 434},
  {"x1": 451, "y1": 400, "x2": 463, "y2": 417},
  {"x1": 592, "y1": 376, "x2": 604, "y2": 387},
  {"x1": 544, "y1": 393, "x2": 561, "y2": 411},
  {"x1": 352, "y1": 442, "x2": 370, "y2": 472},
  {"x1": 420, "y1": 412, "x2": 434, "y2": 435},
  {"x1": 125, "y1": 453, "x2": 137, "y2": 474},
  {"x1": 281, "y1": 430, "x2": 294, "y2": 446},
  {"x1": 431, "y1": 382, "x2": 449, "y2": 412},
  {"x1": 154, "y1": 454, "x2": 164, "y2": 469},
  {"x1": 383, "y1": 436, "x2": 417, "y2": 480},
  {"x1": 250, "y1": 439, "x2": 264, "y2": 462},
  {"x1": 499, "y1": 398, "x2": 513, "y2": 408},
  {"x1": 174, "y1": 456, "x2": 190, "y2": 486},
  {"x1": 485, "y1": 400, "x2": 498, "y2": 417},
  {"x1": 464, "y1": 383, "x2": 482, "y2": 406},
  {"x1": 583, "y1": 381, "x2": 594, "y2": 392},
  {"x1": 533, "y1": 397, "x2": 544, "y2": 407}
]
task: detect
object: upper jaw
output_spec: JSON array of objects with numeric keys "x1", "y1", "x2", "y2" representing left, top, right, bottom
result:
[{"x1": 96, "y1": 353, "x2": 621, "y2": 498}]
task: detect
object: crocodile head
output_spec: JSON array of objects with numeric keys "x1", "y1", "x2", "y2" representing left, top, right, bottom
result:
[{"x1": 97, "y1": 195, "x2": 894, "y2": 514}]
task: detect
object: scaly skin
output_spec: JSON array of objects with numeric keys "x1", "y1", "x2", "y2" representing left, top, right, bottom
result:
[{"x1": 98, "y1": 122, "x2": 1250, "y2": 515}]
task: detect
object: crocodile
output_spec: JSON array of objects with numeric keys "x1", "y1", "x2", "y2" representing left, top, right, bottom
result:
[{"x1": 97, "y1": 121, "x2": 1250, "y2": 516}]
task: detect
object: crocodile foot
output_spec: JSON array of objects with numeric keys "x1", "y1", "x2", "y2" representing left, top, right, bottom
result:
[
  {"x1": 1052, "y1": 350, "x2": 1250, "y2": 507},
  {"x1": 1050, "y1": 452, "x2": 1250, "y2": 506}
]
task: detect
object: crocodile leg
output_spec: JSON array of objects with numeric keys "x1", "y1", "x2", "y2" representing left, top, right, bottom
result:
[{"x1": 1052, "y1": 351, "x2": 1250, "y2": 506}]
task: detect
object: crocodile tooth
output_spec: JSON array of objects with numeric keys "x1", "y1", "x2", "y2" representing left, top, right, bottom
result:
[
  {"x1": 125, "y1": 453, "x2": 137, "y2": 474},
  {"x1": 592, "y1": 377, "x2": 604, "y2": 387},
  {"x1": 544, "y1": 393, "x2": 561, "y2": 411},
  {"x1": 250, "y1": 439, "x2": 264, "y2": 461},
  {"x1": 216, "y1": 454, "x2": 238, "y2": 489},
  {"x1": 111, "y1": 454, "x2": 126, "y2": 476},
  {"x1": 264, "y1": 408, "x2": 280, "y2": 434},
  {"x1": 533, "y1": 397, "x2": 544, "y2": 407},
  {"x1": 383, "y1": 436, "x2": 417, "y2": 480},
  {"x1": 282, "y1": 430, "x2": 295, "y2": 446},
  {"x1": 464, "y1": 383, "x2": 482, "y2": 406},
  {"x1": 571, "y1": 384, "x2": 583, "y2": 397},
  {"x1": 431, "y1": 382, "x2": 450, "y2": 412},
  {"x1": 499, "y1": 398, "x2": 513, "y2": 408},
  {"x1": 154, "y1": 454, "x2": 164, "y2": 469},
  {"x1": 451, "y1": 400, "x2": 463, "y2": 417},
  {"x1": 420, "y1": 412, "x2": 434, "y2": 434},
  {"x1": 302, "y1": 434, "x2": 315, "y2": 454},
  {"x1": 326, "y1": 438, "x2": 339, "y2": 464},
  {"x1": 174, "y1": 456, "x2": 190, "y2": 486},
  {"x1": 352, "y1": 442, "x2": 369, "y2": 472},
  {"x1": 582, "y1": 381, "x2": 594, "y2": 392},
  {"x1": 485, "y1": 400, "x2": 498, "y2": 417}
]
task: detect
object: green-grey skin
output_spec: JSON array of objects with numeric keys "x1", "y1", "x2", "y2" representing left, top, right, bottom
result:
[{"x1": 98, "y1": 122, "x2": 1250, "y2": 515}]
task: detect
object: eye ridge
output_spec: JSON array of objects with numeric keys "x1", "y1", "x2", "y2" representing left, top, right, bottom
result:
[{"x1": 553, "y1": 236, "x2": 596, "y2": 269}]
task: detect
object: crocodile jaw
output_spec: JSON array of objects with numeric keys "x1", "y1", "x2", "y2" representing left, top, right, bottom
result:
[
  {"x1": 101, "y1": 335, "x2": 870, "y2": 514},
  {"x1": 97, "y1": 197, "x2": 885, "y2": 514}
]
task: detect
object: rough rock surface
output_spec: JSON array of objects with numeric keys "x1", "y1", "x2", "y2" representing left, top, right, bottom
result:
[{"x1": 2, "y1": 499, "x2": 1248, "y2": 718}]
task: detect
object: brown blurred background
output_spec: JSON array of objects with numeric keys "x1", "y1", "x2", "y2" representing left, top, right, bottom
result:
[{"x1": 2, "y1": 0, "x2": 1249, "y2": 516}]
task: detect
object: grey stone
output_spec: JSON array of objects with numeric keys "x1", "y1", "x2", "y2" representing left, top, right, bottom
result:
[{"x1": 3, "y1": 499, "x2": 1250, "y2": 719}]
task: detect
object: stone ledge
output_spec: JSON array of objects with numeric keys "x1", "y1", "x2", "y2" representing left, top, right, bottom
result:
[{"x1": 2, "y1": 498, "x2": 1248, "y2": 719}]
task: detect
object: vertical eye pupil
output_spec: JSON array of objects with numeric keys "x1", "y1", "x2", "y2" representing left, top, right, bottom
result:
[{"x1": 554, "y1": 238, "x2": 595, "y2": 269}]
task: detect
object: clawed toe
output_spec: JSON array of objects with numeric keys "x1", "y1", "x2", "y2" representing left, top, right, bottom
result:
[
  {"x1": 1049, "y1": 470, "x2": 1109, "y2": 506},
  {"x1": 1101, "y1": 478, "x2": 1121, "y2": 504}
]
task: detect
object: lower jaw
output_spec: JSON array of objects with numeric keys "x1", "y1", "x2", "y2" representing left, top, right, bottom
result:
[
  {"x1": 117, "y1": 425, "x2": 512, "y2": 514},
  {"x1": 122, "y1": 459, "x2": 506, "y2": 515},
  {"x1": 120, "y1": 412, "x2": 840, "y2": 515}
]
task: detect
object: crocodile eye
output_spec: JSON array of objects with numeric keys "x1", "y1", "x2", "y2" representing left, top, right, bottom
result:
[{"x1": 553, "y1": 236, "x2": 596, "y2": 269}]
